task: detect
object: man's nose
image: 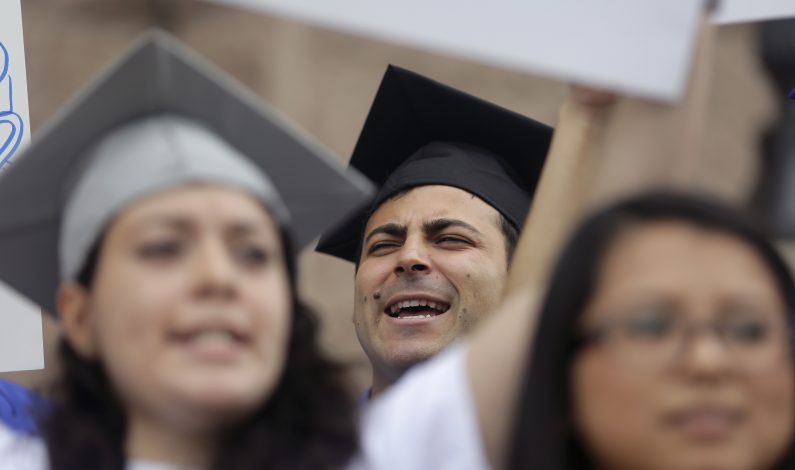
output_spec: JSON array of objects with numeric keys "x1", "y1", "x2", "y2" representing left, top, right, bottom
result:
[{"x1": 394, "y1": 237, "x2": 431, "y2": 276}]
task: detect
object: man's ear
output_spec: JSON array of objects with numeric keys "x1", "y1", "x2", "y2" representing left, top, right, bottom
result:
[{"x1": 57, "y1": 281, "x2": 98, "y2": 359}]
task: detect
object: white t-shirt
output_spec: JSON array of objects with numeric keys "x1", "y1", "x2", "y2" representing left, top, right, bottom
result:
[
  {"x1": 0, "y1": 423, "x2": 45, "y2": 470},
  {"x1": 353, "y1": 342, "x2": 489, "y2": 469},
  {"x1": 0, "y1": 343, "x2": 488, "y2": 470}
]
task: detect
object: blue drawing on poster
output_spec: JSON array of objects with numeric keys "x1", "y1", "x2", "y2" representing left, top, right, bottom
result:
[{"x1": 0, "y1": 42, "x2": 24, "y2": 169}]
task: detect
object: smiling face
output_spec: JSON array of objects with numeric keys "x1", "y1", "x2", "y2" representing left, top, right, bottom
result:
[
  {"x1": 58, "y1": 185, "x2": 292, "y2": 433},
  {"x1": 354, "y1": 185, "x2": 510, "y2": 393},
  {"x1": 572, "y1": 221, "x2": 795, "y2": 470}
]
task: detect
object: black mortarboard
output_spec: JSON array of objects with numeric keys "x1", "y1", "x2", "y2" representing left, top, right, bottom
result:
[
  {"x1": 316, "y1": 65, "x2": 553, "y2": 262},
  {"x1": 0, "y1": 31, "x2": 373, "y2": 314}
]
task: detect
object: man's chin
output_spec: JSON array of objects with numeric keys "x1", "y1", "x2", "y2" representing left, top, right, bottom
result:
[{"x1": 384, "y1": 341, "x2": 450, "y2": 371}]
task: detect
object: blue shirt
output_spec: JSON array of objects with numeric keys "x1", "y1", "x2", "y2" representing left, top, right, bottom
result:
[{"x1": 0, "y1": 380, "x2": 45, "y2": 435}]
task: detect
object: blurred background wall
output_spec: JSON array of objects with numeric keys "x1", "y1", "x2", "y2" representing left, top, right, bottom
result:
[{"x1": 2, "y1": 0, "x2": 780, "y2": 392}]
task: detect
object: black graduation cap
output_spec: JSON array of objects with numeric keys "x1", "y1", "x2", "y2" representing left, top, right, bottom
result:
[
  {"x1": 316, "y1": 65, "x2": 553, "y2": 262},
  {"x1": 0, "y1": 31, "x2": 373, "y2": 314}
]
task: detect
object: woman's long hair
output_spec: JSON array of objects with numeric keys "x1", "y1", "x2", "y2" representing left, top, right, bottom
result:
[
  {"x1": 40, "y1": 228, "x2": 358, "y2": 470},
  {"x1": 508, "y1": 191, "x2": 795, "y2": 470}
]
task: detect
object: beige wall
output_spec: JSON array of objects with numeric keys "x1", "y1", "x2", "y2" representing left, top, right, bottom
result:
[{"x1": 1, "y1": 0, "x2": 777, "y2": 392}]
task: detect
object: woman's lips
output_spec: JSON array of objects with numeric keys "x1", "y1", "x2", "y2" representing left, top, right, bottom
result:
[
  {"x1": 170, "y1": 328, "x2": 249, "y2": 362},
  {"x1": 664, "y1": 406, "x2": 743, "y2": 441}
]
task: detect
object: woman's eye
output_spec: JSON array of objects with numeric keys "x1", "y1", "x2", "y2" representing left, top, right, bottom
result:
[
  {"x1": 724, "y1": 317, "x2": 770, "y2": 344},
  {"x1": 137, "y1": 240, "x2": 183, "y2": 260},
  {"x1": 625, "y1": 310, "x2": 674, "y2": 340},
  {"x1": 236, "y1": 245, "x2": 269, "y2": 266}
]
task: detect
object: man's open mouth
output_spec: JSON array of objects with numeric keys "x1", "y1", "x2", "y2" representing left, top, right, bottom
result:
[{"x1": 384, "y1": 299, "x2": 451, "y2": 319}]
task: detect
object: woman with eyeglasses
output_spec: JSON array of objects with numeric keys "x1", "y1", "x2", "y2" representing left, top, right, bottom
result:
[{"x1": 504, "y1": 191, "x2": 795, "y2": 469}]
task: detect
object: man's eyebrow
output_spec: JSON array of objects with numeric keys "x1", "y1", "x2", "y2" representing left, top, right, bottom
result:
[
  {"x1": 364, "y1": 223, "x2": 407, "y2": 244},
  {"x1": 422, "y1": 218, "x2": 482, "y2": 237}
]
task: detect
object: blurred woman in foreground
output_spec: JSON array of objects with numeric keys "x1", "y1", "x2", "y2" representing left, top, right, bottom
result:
[
  {"x1": 508, "y1": 192, "x2": 795, "y2": 469},
  {"x1": 0, "y1": 31, "x2": 371, "y2": 470}
]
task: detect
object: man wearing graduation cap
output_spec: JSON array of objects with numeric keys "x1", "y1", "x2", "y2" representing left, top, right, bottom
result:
[{"x1": 316, "y1": 66, "x2": 552, "y2": 398}]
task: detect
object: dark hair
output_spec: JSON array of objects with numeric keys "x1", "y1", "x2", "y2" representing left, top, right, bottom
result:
[
  {"x1": 355, "y1": 186, "x2": 521, "y2": 269},
  {"x1": 508, "y1": 190, "x2": 795, "y2": 470},
  {"x1": 41, "y1": 228, "x2": 358, "y2": 470},
  {"x1": 499, "y1": 213, "x2": 520, "y2": 266}
]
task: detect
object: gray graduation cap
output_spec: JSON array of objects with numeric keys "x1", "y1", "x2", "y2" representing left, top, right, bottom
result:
[{"x1": 0, "y1": 30, "x2": 373, "y2": 315}]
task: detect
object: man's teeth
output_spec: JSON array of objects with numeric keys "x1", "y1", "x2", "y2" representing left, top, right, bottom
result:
[{"x1": 387, "y1": 299, "x2": 449, "y2": 316}]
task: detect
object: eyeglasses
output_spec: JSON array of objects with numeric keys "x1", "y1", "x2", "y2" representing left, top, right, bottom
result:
[{"x1": 578, "y1": 304, "x2": 792, "y2": 370}]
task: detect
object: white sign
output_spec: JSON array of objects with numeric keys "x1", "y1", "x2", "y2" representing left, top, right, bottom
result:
[
  {"x1": 714, "y1": 0, "x2": 795, "y2": 24},
  {"x1": 0, "y1": 0, "x2": 43, "y2": 372},
  {"x1": 210, "y1": 0, "x2": 704, "y2": 101}
]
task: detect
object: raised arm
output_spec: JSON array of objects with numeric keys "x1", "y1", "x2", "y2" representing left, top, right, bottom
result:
[
  {"x1": 470, "y1": 19, "x2": 717, "y2": 469},
  {"x1": 469, "y1": 85, "x2": 617, "y2": 469}
]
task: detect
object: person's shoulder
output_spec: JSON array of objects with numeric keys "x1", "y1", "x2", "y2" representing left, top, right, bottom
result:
[
  {"x1": 363, "y1": 342, "x2": 469, "y2": 422},
  {"x1": 0, "y1": 379, "x2": 46, "y2": 435},
  {"x1": 357, "y1": 342, "x2": 490, "y2": 469},
  {"x1": 0, "y1": 419, "x2": 48, "y2": 470}
]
